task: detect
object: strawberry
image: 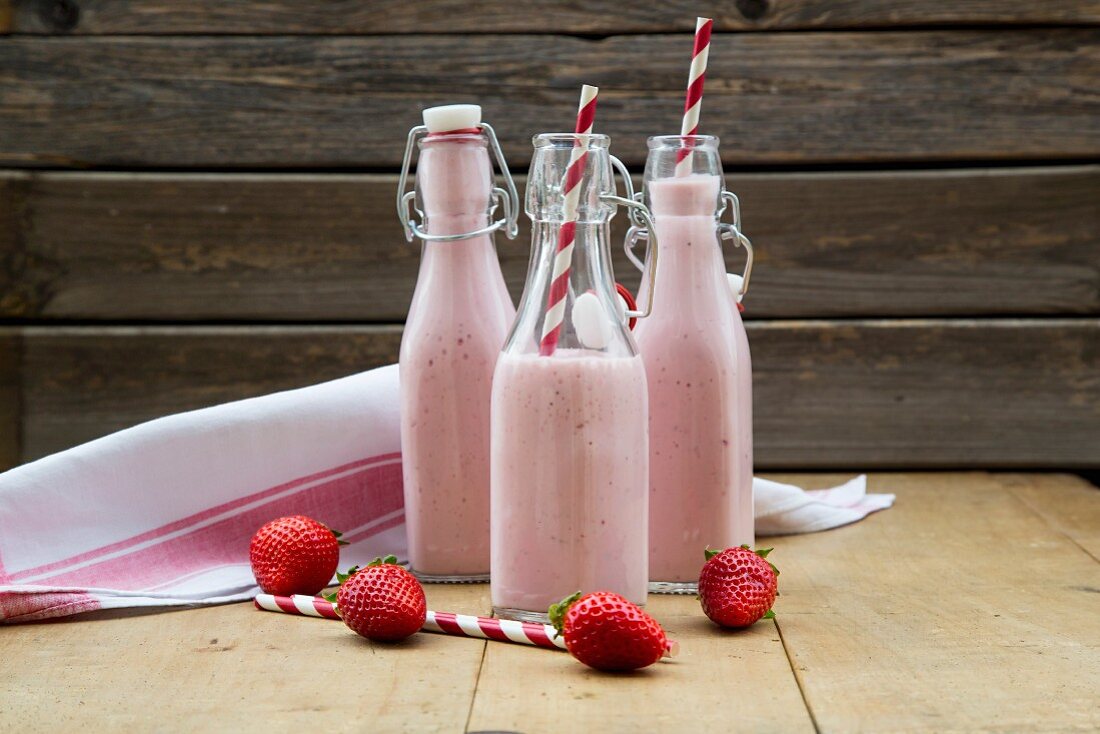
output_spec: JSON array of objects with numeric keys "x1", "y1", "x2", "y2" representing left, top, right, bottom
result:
[
  {"x1": 697, "y1": 545, "x2": 779, "y2": 628},
  {"x1": 331, "y1": 556, "x2": 426, "y2": 642},
  {"x1": 249, "y1": 515, "x2": 345, "y2": 596},
  {"x1": 549, "y1": 591, "x2": 668, "y2": 671}
]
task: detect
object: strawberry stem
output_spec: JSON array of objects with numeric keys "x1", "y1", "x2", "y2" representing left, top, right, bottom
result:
[{"x1": 547, "y1": 591, "x2": 582, "y2": 636}]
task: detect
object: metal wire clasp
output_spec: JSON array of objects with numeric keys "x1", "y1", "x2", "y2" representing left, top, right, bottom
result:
[
  {"x1": 718, "y1": 190, "x2": 753, "y2": 299},
  {"x1": 396, "y1": 122, "x2": 520, "y2": 243},
  {"x1": 624, "y1": 187, "x2": 752, "y2": 302}
]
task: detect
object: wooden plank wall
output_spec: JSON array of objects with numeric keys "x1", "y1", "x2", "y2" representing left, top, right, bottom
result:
[{"x1": 1, "y1": 1, "x2": 1098, "y2": 471}]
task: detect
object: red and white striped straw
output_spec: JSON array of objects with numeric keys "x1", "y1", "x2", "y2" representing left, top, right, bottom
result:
[
  {"x1": 539, "y1": 84, "x2": 599, "y2": 356},
  {"x1": 255, "y1": 593, "x2": 341, "y2": 619},
  {"x1": 254, "y1": 594, "x2": 564, "y2": 650},
  {"x1": 254, "y1": 594, "x2": 678, "y2": 657},
  {"x1": 675, "y1": 17, "x2": 714, "y2": 177},
  {"x1": 424, "y1": 610, "x2": 566, "y2": 651}
]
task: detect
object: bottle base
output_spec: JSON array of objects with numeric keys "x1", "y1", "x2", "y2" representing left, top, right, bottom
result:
[
  {"x1": 649, "y1": 580, "x2": 698, "y2": 595},
  {"x1": 410, "y1": 570, "x2": 490, "y2": 584},
  {"x1": 492, "y1": 606, "x2": 552, "y2": 624}
]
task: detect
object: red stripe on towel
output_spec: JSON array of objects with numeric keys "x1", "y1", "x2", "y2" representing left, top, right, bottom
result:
[
  {"x1": 21, "y1": 460, "x2": 403, "y2": 588},
  {"x1": 0, "y1": 590, "x2": 101, "y2": 623},
  {"x1": 7, "y1": 453, "x2": 401, "y2": 582}
]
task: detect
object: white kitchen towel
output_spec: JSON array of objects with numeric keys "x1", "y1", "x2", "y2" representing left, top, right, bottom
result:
[
  {"x1": 0, "y1": 364, "x2": 892, "y2": 623},
  {"x1": 755, "y1": 475, "x2": 894, "y2": 536}
]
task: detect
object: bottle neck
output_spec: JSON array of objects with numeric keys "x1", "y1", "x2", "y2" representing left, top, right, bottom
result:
[
  {"x1": 505, "y1": 133, "x2": 636, "y2": 357},
  {"x1": 505, "y1": 218, "x2": 633, "y2": 356},
  {"x1": 645, "y1": 173, "x2": 728, "y2": 304},
  {"x1": 528, "y1": 219, "x2": 618, "y2": 301},
  {"x1": 416, "y1": 135, "x2": 492, "y2": 238}
]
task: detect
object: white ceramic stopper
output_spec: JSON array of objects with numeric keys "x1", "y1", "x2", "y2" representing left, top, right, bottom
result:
[
  {"x1": 727, "y1": 273, "x2": 745, "y2": 303},
  {"x1": 422, "y1": 104, "x2": 482, "y2": 133},
  {"x1": 572, "y1": 292, "x2": 615, "y2": 350}
]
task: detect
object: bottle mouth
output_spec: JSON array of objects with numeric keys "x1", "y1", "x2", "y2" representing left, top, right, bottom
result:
[
  {"x1": 419, "y1": 131, "x2": 486, "y2": 148},
  {"x1": 648, "y1": 134, "x2": 719, "y2": 149},
  {"x1": 533, "y1": 132, "x2": 610, "y2": 149}
]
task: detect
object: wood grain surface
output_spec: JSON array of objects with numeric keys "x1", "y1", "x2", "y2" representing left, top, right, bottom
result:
[
  {"x1": 9, "y1": 319, "x2": 1099, "y2": 469},
  {"x1": 3, "y1": 167, "x2": 1097, "y2": 321},
  {"x1": 0, "y1": 331, "x2": 19, "y2": 470},
  {"x1": 767, "y1": 472, "x2": 1100, "y2": 733},
  {"x1": 468, "y1": 595, "x2": 815, "y2": 733},
  {"x1": 0, "y1": 174, "x2": 20, "y2": 467},
  {"x1": 1, "y1": 473, "x2": 1096, "y2": 732},
  {"x1": 0, "y1": 584, "x2": 492, "y2": 731},
  {"x1": 2, "y1": 31, "x2": 1097, "y2": 167},
  {"x1": 1007, "y1": 472, "x2": 1100, "y2": 560},
  {"x1": 7, "y1": 0, "x2": 1100, "y2": 34}
]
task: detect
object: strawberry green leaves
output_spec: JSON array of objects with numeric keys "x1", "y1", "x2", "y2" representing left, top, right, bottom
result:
[
  {"x1": 322, "y1": 565, "x2": 361, "y2": 603},
  {"x1": 548, "y1": 591, "x2": 583, "y2": 636}
]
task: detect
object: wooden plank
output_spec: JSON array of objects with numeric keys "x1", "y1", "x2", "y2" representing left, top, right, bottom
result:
[
  {"x1": 765, "y1": 472, "x2": 1100, "y2": 732},
  {"x1": 2, "y1": 31, "x2": 1097, "y2": 167},
  {"x1": 468, "y1": 595, "x2": 814, "y2": 733},
  {"x1": 1006, "y1": 473, "x2": 1100, "y2": 561},
  {"x1": 9, "y1": 0, "x2": 1100, "y2": 34},
  {"x1": 19, "y1": 325, "x2": 403, "y2": 461},
  {"x1": 0, "y1": 175, "x2": 25, "y2": 471},
  {"x1": 754, "y1": 319, "x2": 1100, "y2": 469},
  {"x1": 5, "y1": 167, "x2": 1098, "y2": 321},
  {"x1": 14, "y1": 320, "x2": 1100, "y2": 468},
  {"x1": 0, "y1": 584, "x2": 488, "y2": 731},
  {"x1": 0, "y1": 331, "x2": 19, "y2": 472}
]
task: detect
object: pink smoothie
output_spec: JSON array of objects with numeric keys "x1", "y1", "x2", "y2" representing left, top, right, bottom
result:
[
  {"x1": 400, "y1": 133, "x2": 515, "y2": 579},
  {"x1": 633, "y1": 174, "x2": 753, "y2": 586},
  {"x1": 490, "y1": 349, "x2": 649, "y2": 616}
]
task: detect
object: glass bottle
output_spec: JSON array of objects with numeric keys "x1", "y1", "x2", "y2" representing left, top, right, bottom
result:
[
  {"x1": 630, "y1": 134, "x2": 755, "y2": 593},
  {"x1": 396, "y1": 104, "x2": 520, "y2": 582},
  {"x1": 490, "y1": 132, "x2": 659, "y2": 621}
]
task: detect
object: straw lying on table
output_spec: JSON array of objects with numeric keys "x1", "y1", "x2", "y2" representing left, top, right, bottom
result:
[
  {"x1": 675, "y1": 16, "x2": 714, "y2": 177},
  {"x1": 539, "y1": 84, "x2": 599, "y2": 356},
  {"x1": 254, "y1": 593, "x2": 679, "y2": 658},
  {"x1": 255, "y1": 592, "x2": 341, "y2": 619},
  {"x1": 254, "y1": 593, "x2": 564, "y2": 650}
]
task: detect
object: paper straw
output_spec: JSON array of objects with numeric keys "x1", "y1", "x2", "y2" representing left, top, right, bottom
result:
[
  {"x1": 675, "y1": 17, "x2": 714, "y2": 177},
  {"x1": 424, "y1": 610, "x2": 566, "y2": 650},
  {"x1": 254, "y1": 594, "x2": 678, "y2": 657},
  {"x1": 254, "y1": 593, "x2": 341, "y2": 619},
  {"x1": 538, "y1": 84, "x2": 599, "y2": 356}
]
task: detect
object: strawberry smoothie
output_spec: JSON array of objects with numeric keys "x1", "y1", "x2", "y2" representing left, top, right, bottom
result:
[
  {"x1": 490, "y1": 349, "x2": 649, "y2": 618},
  {"x1": 400, "y1": 108, "x2": 516, "y2": 581},
  {"x1": 633, "y1": 171, "x2": 753, "y2": 590}
]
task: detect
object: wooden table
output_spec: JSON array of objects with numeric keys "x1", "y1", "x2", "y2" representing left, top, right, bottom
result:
[{"x1": 3, "y1": 473, "x2": 1098, "y2": 732}]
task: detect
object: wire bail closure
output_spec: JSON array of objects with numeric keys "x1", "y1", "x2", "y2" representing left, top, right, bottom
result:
[
  {"x1": 624, "y1": 187, "x2": 752, "y2": 301},
  {"x1": 396, "y1": 122, "x2": 521, "y2": 243},
  {"x1": 718, "y1": 190, "x2": 753, "y2": 299}
]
